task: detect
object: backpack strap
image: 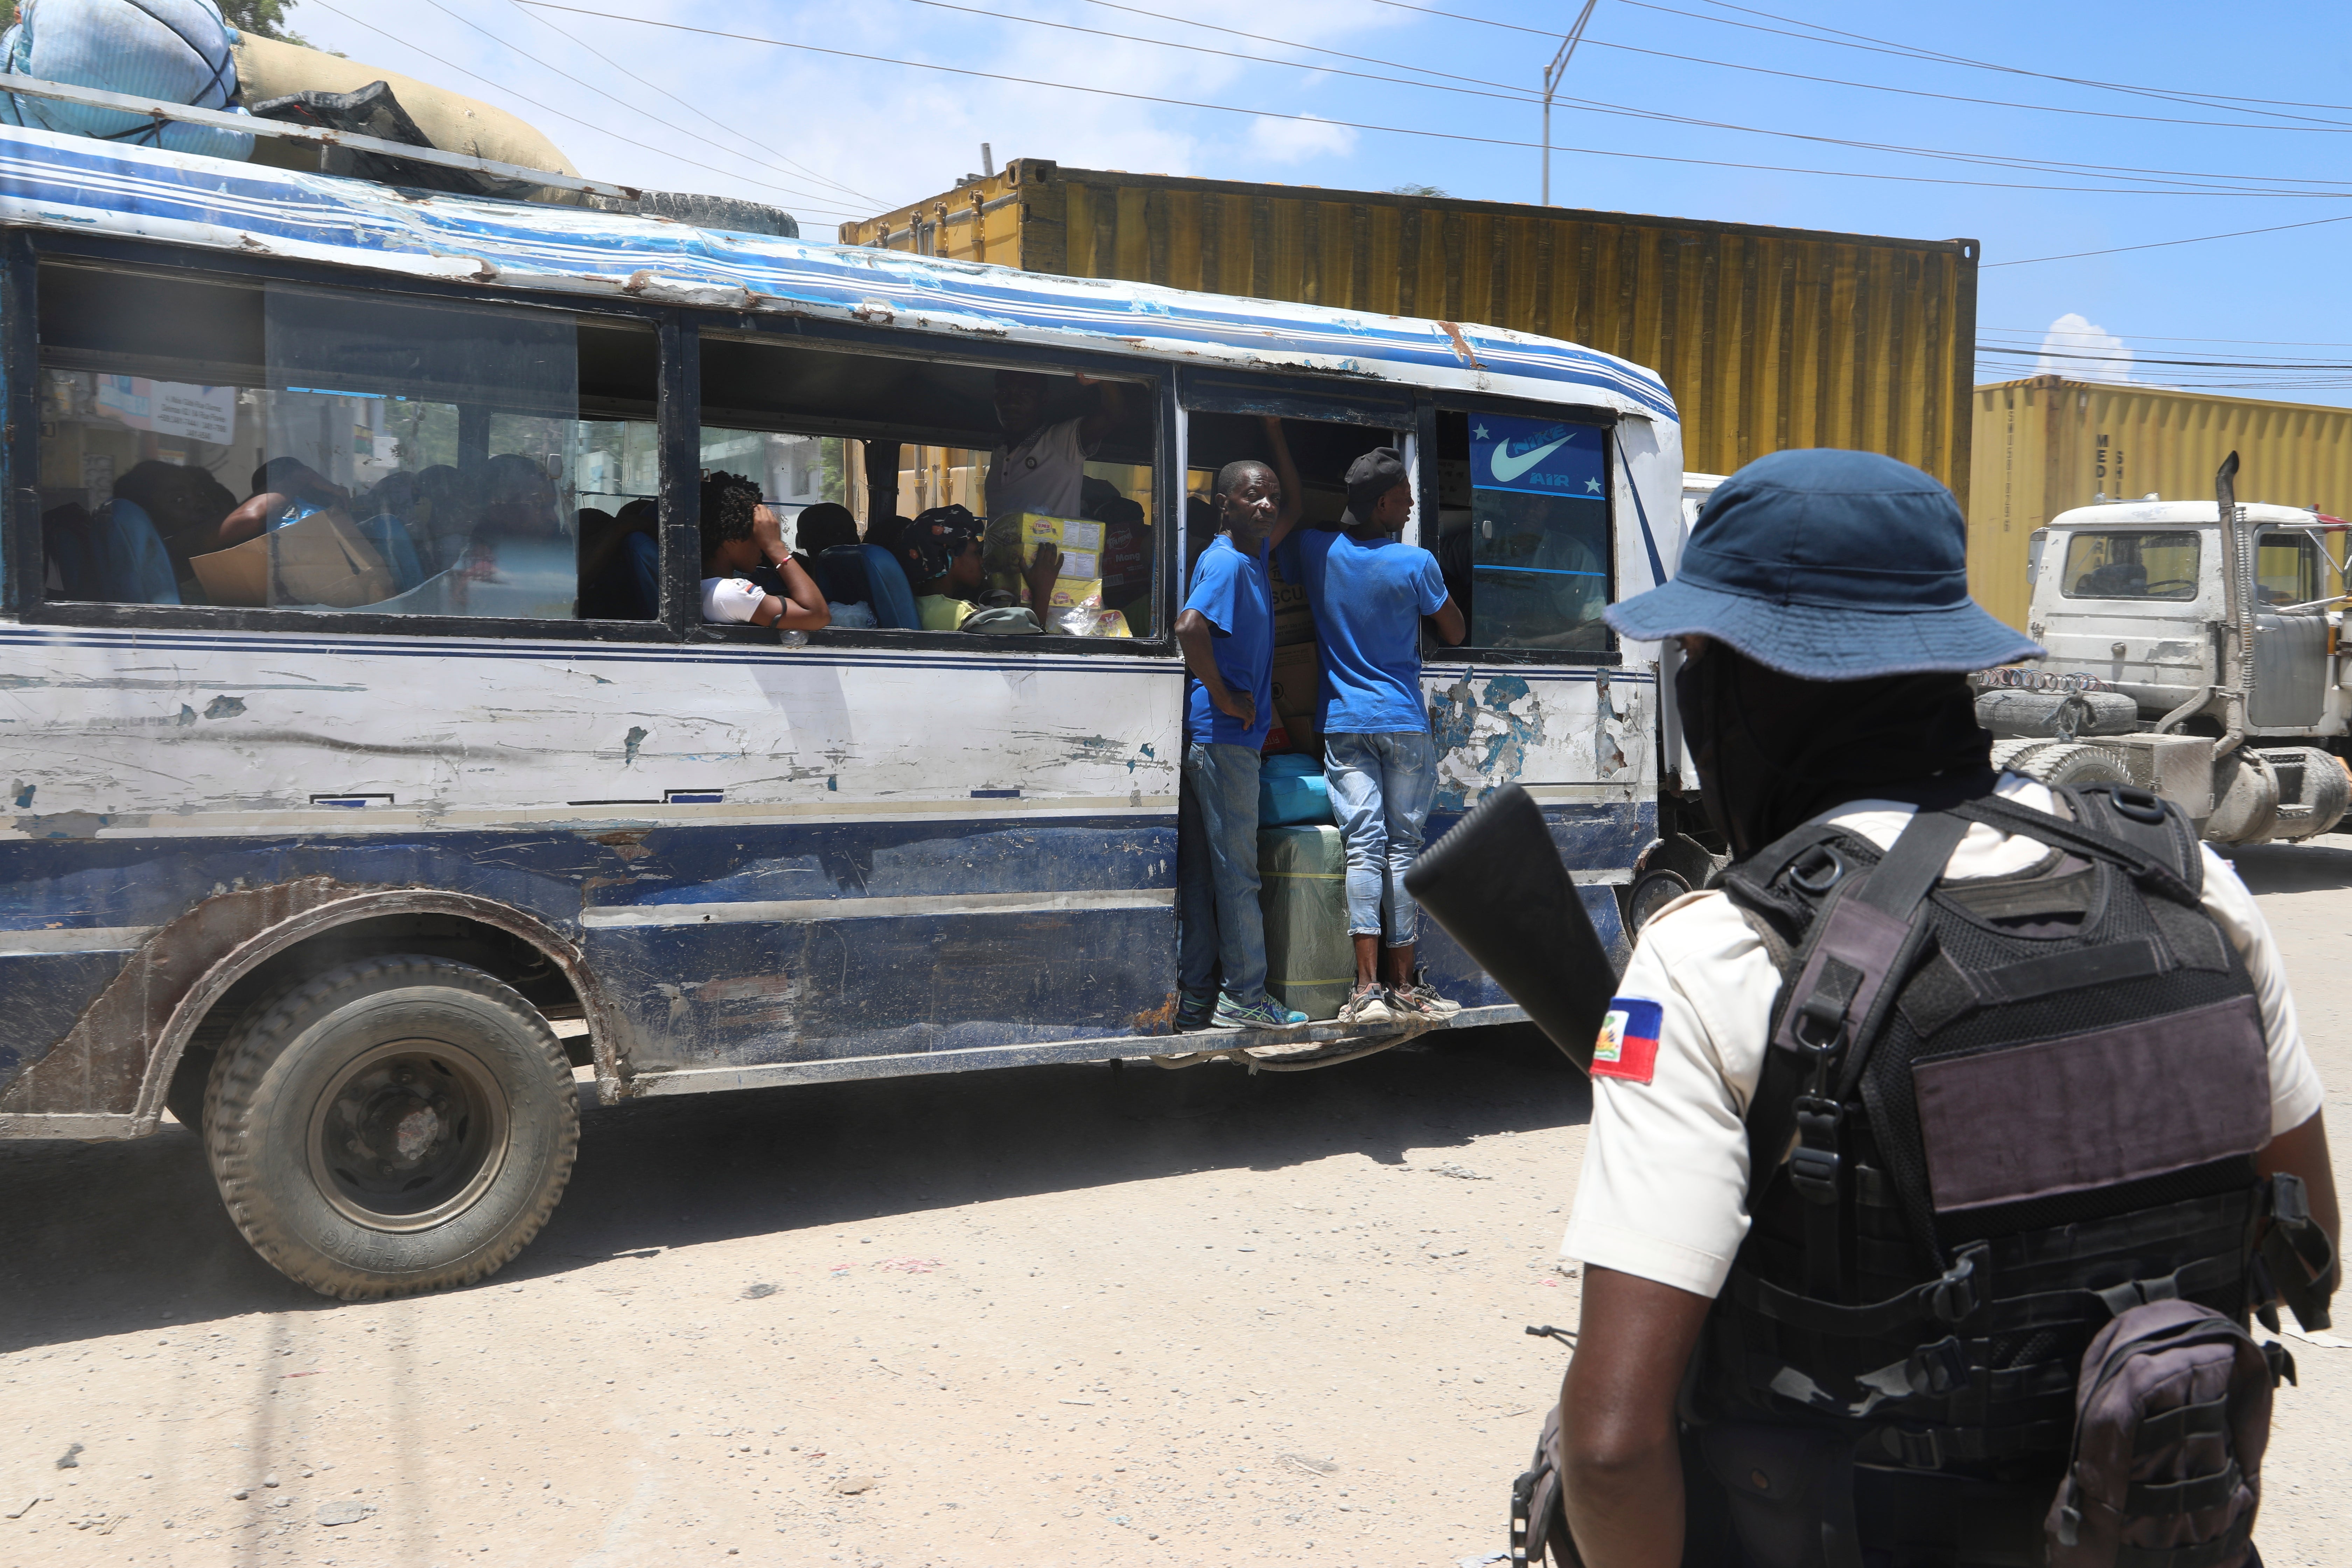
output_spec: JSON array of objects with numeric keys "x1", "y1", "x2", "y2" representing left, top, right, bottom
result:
[
  {"x1": 1948, "y1": 788, "x2": 2202, "y2": 907},
  {"x1": 2066, "y1": 783, "x2": 2204, "y2": 894},
  {"x1": 1743, "y1": 808, "x2": 1973, "y2": 1300}
]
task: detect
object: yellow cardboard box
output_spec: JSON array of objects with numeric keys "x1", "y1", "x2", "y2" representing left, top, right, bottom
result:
[{"x1": 985, "y1": 512, "x2": 1105, "y2": 611}]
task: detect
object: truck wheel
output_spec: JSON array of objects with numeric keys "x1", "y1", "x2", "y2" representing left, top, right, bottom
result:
[
  {"x1": 2009, "y1": 742, "x2": 2131, "y2": 790},
  {"x1": 205, "y1": 955, "x2": 579, "y2": 1301}
]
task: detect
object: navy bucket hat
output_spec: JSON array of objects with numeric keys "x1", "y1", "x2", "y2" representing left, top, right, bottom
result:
[{"x1": 1606, "y1": 449, "x2": 2043, "y2": 680}]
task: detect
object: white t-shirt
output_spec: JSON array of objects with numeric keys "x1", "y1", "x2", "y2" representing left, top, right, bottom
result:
[
  {"x1": 1561, "y1": 775, "x2": 2325, "y2": 1301},
  {"x1": 986, "y1": 416, "x2": 1095, "y2": 520},
  {"x1": 700, "y1": 575, "x2": 765, "y2": 624}
]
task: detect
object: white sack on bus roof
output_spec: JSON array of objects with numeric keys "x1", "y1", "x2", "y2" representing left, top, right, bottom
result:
[{"x1": 0, "y1": 0, "x2": 252, "y2": 161}]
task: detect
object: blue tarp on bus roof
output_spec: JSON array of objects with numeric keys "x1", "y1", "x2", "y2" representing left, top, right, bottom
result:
[{"x1": 0, "y1": 122, "x2": 1678, "y2": 426}]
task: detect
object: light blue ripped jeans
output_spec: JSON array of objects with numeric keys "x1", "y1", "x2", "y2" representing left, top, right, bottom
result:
[{"x1": 1323, "y1": 730, "x2": 1438, "y2": 946}]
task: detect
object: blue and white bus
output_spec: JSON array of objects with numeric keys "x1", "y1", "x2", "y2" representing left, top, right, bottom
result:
[{"x1": 0, "y1": 118, "x2": 1685, "y2": 1297}]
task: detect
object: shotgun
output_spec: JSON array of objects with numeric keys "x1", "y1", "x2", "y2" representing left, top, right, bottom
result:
[{"x1": 1404, "y1": 783, "x2": 1620, "y2": 1073}]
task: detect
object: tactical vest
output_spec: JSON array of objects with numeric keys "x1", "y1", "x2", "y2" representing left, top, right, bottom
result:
[{"x1": 1691, "y1": 783, "x2": 2302, "y2": 1567}]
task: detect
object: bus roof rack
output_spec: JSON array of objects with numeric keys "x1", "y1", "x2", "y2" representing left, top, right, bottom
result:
[{"x1": 0, "y1": 71, "x2": 639, "y2": 202}]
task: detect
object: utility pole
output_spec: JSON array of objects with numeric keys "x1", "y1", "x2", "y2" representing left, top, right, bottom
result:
[{"x1": 1542, "y1": 0, "x2": 1600, "y2": 207}]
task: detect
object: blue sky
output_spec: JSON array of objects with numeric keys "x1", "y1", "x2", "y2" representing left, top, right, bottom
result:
[{"x1": 293, "y1": 0, "x2": 2352, "y2": 407}]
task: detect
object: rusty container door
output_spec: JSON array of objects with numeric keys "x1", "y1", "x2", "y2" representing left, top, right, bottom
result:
[
  {"x1": 1969, "y1": 376, "x2": 2352, "y2": 628},
  {"x1": 843, "y1": 162, "x2": 1977, "y2": 506}
]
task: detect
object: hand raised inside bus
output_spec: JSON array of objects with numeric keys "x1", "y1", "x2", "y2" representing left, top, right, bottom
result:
[{"x1": 1025, "y1": 540, "x2": 1062, "y2": 615}]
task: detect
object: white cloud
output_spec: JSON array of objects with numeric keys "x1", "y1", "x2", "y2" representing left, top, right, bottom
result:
[
  {"x1": 2036, "y1": 312, "x2": 2134, "y2": 384},
  {"x1": 1246, "y1": 112, "x2": 1358, "y2": 165}
]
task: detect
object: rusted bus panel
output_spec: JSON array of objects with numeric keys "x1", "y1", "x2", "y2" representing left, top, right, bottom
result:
[
  {"x1": 1968, "y1": 376, "x2": 2352, "y2": 628},
  {"x1": 841, "y1": 162, "x2": 1976, "y2": 498}
]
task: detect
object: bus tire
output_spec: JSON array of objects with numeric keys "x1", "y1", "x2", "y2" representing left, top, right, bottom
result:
[{"x1": 204, "y1": 954, "x2": 579, "y2": 1301}]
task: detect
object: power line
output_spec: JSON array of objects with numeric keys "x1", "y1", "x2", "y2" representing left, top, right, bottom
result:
[
  {"x1": 894, "y1": 0, "x2": 2352, "y2": 196},
  {"x1": 1981, "y1": 211, "x2": 2352, "y2": 267},
  {"x1": 408, "y1": 0, "x2": 869, "y2": 210},
  {"x1": 1562, "y1": 32, "x2": 2352, "y2": 135},
  {"x1": 305, "y1": 0, "x2": 873, "y2": 220},
  {"x1": 515, "y1": 4, "x2": 2352, "y2": 203},
  {"x1": 1617, "y1": 0, "x2": 2352, "y2": 131},
  {"x1": 1364, "y1": 0, "x2": 2352, "y2": 130},
  {"x1": 1052, "y1": 0, "x2": 2352, "y2": 193},
  {"x1": 1977, "y1": 345, "x2": 2352, "y2": 372},
  {"x1": 1684, "y1": 0, "x2": 2352, "y2": 119},
  {"x1": 1983, "y1": 327, "x2": 2352, "y2": 350},
  {"x1": 495, "y1": 0, "x2": 878, "y2": 205}
]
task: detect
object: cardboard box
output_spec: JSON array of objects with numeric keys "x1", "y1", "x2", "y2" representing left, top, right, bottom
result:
[
  {"x1": 1270, "y1": 641, "x2": 1321, "y2": 751},
  {"x1": 984, "y1": 512, "x2": 1104, "y2": 610},
  {"x1": 1268, "y1": 553, "x2": 1315, "y2": 645},
  {"x1": 190, "y1": 510, "x2": 397, "y2": 608}
]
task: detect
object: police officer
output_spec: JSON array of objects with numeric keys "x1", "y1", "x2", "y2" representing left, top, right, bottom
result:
[{"x1": 1552, "y1": 450, "x2": 2339, "y2": 1566}]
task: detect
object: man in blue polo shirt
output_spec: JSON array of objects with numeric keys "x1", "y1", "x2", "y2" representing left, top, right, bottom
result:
[
  {"x1": 1279, "y1": 447, "x2": 1466, "y2": 1025},
  {"x1": 1173, "y1": 427, "x2": 1313, "y2": 1034}
]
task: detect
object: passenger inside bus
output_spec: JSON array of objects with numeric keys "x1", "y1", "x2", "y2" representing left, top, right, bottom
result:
[
  {"x1": 894, "y1": 504, "x2": 1061, "y2": 633},
  {"x1": 696, "y1": 470, "x2": 830, "y2": 631},
  {"x1": 987, "y1": 370, "x2": 1125, "y2": 520},
  {"x1": 792, "y1": 502, "x2": 859, "y2": 572},
  {"x1": 577, "y1": 501, "x2": 659, "y2": 620}
]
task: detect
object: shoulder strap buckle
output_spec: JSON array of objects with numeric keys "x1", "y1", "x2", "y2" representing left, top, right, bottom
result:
[
  {"x1": 1905, "y1": 1334, "x2": 1970, "y2": 1398},
  {"x1": 1928, "y1": 1245, "x2": 1987, "y2": 1325},
  {"x1": 1889, "y1": 1426, "x2": 1944, "y2": 1470},
  {"x1": 1788, "y1": 1093, "x2": 1844, "y2": 1205}
]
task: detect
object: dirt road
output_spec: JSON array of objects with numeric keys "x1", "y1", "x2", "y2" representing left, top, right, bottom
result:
[{"x1": 3, "y1": 839, "x2": 2349, "y2": 1567}]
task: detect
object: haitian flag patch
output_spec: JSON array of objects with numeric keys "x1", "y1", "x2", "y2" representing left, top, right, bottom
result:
[{"x1": 1591, "y1": 997, "x2": 1662, "y2": 1084}]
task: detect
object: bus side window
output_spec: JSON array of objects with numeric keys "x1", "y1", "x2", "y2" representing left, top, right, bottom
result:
[
  {"x1": 34, "y1": 260, "x2": 660, "y2": 623},
  {"x1": 1433, "y1": 408, "x2": 1614, "y2": 655},
  {"x1": 696, "y1": 332, "x2": 1158, "y2": 638}
]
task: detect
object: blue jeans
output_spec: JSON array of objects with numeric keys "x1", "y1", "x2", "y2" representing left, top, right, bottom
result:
[
  {"x1": 1177, "y1": 742, "x2": 1266, "y2": 1003},
  {"x1": 1323, "y1": 730, "x2": 1438, "y2": 946}
]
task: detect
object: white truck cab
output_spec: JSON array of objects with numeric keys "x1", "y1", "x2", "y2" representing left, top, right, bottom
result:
[
  {"x1": 1999, "y1": 469, "x2": 2352, "y2": 845},
  {"x1": 2029, "y1": 500, "x2": 2347, "y2": 736}
]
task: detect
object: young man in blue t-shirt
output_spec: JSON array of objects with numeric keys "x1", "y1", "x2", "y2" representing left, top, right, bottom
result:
[
  {"x1": 1172, "y1": 419, "x2": 1312, "y2": 1033},
  {"x1": 1277, "y1": 448, "x2": 1467, "y2": 1025}
]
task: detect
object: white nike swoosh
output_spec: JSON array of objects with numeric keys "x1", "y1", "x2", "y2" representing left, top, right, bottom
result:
[{"x1": 1488, "y1": 435, "x2": 1570, "y2": 484}]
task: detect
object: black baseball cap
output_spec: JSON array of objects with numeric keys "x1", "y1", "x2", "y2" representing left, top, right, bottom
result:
[{"x1": 1342, "y1": 448, "x2": 1410, "y2": 527}]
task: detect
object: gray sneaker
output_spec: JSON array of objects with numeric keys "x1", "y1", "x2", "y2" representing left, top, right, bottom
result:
[
  {"x1": 1394, "y1": 969, "x2": 1461, "y2": 1020},
  {"x1": 1338, "y1": 985, "x2": 1400, "y2": 1026},
  {"x1": 1211, "y1": 993, "x2": 1310, "y2": 1030}
]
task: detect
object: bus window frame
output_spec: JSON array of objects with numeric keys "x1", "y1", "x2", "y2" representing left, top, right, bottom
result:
[
  {"x1": 4, "y1": 235, "x2": 1188, "y2": 658},
  {"x1": 1175, "y1": 365, "x2": 1418, "y2": 429},
  {"x1": 9, "y1": 235, "x2": 682, "y2": 642},
  {"x1": 1421, "y1": 391, "x2": 1623, "y2": 669},
  {"x1": 684, "y1": 313, "x2": 1180, "y2": 657}
]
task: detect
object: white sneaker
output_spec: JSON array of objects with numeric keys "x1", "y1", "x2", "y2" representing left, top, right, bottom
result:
[{"x1": 1338, "y1": 986, "x2": 1399, "y2": 1026}]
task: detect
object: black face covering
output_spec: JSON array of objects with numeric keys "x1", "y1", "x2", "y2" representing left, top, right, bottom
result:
[{"x1": 1675, "y1": 642, "x2": 1995, "y2": 861}]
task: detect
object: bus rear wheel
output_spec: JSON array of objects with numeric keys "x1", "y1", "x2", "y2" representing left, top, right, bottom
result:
[{"x1": 204, "y1": 955, "x2": 579, "y2": 1300}]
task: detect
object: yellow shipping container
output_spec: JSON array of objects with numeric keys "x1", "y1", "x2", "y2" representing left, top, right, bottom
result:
[
  {"x1": 1969, "y1": 376, "x2": 2352, "y2": 627},
  {"x1": 842, "y1": 161, "x2": 1979, "y2": 499}
]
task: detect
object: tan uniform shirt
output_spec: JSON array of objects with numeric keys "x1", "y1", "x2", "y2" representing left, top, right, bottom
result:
[{"x1": 1561, "y1": 776, "x2": 2325, "y2": 1300}]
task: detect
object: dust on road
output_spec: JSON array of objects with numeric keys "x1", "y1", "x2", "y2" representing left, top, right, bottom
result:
[{"x1": 2, "y1": 839, "x2": 2348, "y2": 1567}]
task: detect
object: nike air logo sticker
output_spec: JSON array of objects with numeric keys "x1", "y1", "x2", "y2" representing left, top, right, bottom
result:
[{"x1": 1488, "y1": 434, "x2": 1571, "y2": 484}]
